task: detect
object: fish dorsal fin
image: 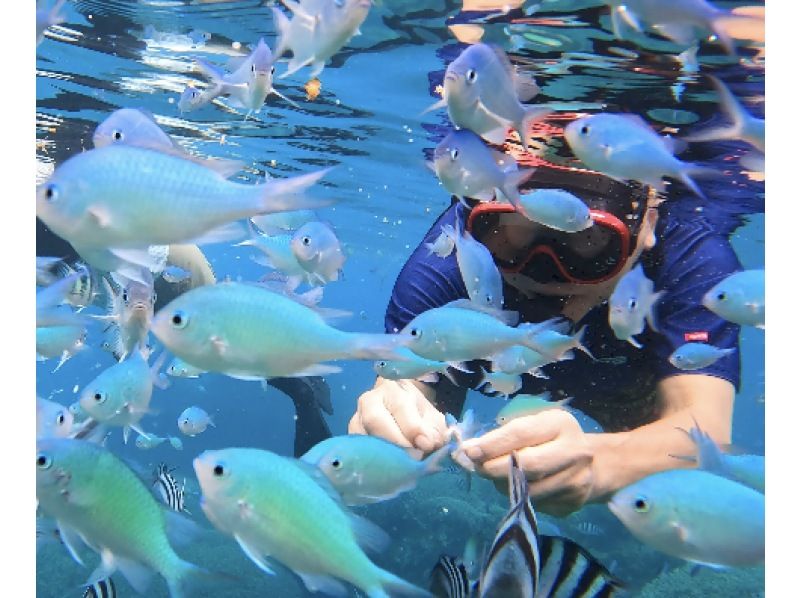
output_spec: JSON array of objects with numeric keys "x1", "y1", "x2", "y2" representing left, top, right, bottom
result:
[
  {"x1": 508, "y1": 452, "x2": 529, "y2": 508},
  {"x1": 487, "y1": 43, "x2": 516, "y2": 80},
  {"x1": 514, "y1": 71, "x2": 540, "y2": 102}
]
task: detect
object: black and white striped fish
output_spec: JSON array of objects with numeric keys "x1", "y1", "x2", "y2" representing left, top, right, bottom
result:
[
  {"x1": 152, "y1": 462, "x2": 189, "y2": 513},
  {"x1": 431, "y1": 453, "x2": 623, "y2": 598},
  {"x1": 83, "y1": 578, "x2": 116, "y2": 598}
]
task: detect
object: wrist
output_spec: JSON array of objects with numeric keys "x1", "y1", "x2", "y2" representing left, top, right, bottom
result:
[{"x1": 585, "y1": 431, "x2": 629, "y2": 503}]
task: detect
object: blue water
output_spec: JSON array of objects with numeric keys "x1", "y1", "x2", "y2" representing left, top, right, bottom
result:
[{"x1": 36, "y1": 1, "x2": 765, "y2": 596}]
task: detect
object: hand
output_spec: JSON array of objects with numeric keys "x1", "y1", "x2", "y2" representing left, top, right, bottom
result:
[
  {"x1": 348, "y1": 378, "x2": 448, "y2": 453},
  {"x1": 460, "y1": 408, "x2": 594, "y2": 516}
]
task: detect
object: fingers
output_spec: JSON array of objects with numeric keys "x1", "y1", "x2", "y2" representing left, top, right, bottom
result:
[
  {"x1": 384, "y1": 387, "x2": 433, "y2": 451},
  {"x1": 461, "y1": 409, "x2": 576, "y2": 462},
  {"x1": 354, "y1": 388, "x2": 414, "y2": 449}
]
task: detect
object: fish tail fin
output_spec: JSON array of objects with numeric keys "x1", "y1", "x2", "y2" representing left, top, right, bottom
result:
[
  {"x1": 684, "y1": 76, "x2": 748, "y2": 144},
  {"x1": 499, "y1": 167, "x2": 536, "y2": 209},
  {"x1": 677, "y1": 162, "x2": 720, "y2": 200},
  {"x1": 257, "y1": 168, "x2": 334, "y2": 214},
  {"x1": 271, "y1": 7, "x2": 289, "y2": 55},
  {"x1": 342, "y1": 332, "x2": 412, "y2": 361},
  {"x1": 166, "y1": 560, "x2": 236, "y2": 598},
  {"x1": 422, "y1": 442, "x2": 452, "y2": 475},
  {"x1": 518, "y1": 106, "x2": 553, "y2": 152},
  {"x1": 194, "y1": 58, "x2": 225, "y2": 87},
  {"x1": 168, "y1": 436, "x2": 184, "y2": 450},
  {"x1": 370, "y1": 568, "x2": 432, "y2": 598},
  {"x1": 573, "y1": 325, "x2": 596, "y2": 361}
]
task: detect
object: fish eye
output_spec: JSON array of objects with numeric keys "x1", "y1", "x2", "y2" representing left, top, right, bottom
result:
[
  {"x1": 113, "y1": 129, "x2": 124, "y2": 141},
  {"x1": 449, "y1": 148, "x2": 459, "y2": 161},
  {"x1": 466, "y1": 69, "x2": 477, "y2": 83},
  {"x1": 580, "y1": 125, "x2": 590, "y2": 135},
  {"x1": 302, "y1": 236, "x2": 311, "y2": 246},
  {"x1": 633, "y1": 496, "x2": 650, "y2": 513},
  {"x1": 43, "y1": 184, "x2": 58, "y2": 202},
  {"x1": 182, "y1": 418, "x2": 189, "y2": 425},
  {"x1": 122, "y1": 290, "x2": 129, "y2": 302},
  {"x1": 627, "y1": 298, "x2": 637, "y2": 310},
  {"x1": 37, "y1": 453, "x2": 53, "y2": 469},
  {"x1": 56, "y1": 413, "x2": 65, "y2": 425},
  {"x1": 331, "y1": 458, "x2": 342, "y2": 469},
  {"x1": 171, "y1": 310, "x2": 189, "y2": 328},
  {"x1": 410, "y1": 328, "x2": 421, "y2": 338},
  {"x1": 251, "y1": 63, "x2": 256, "y2": 73},
  {"x1": 151, "y1": 292, "x2": 157, "y2": 305},
  {"x1": 93, "y1": 391, "x2": 106, "y2": 403},
  {"x1": 377, "y1": 361, "x2": 386, "y2": 368},
  {"x1": 716, "y1": 292, "x2": 726, "y2": 301},
  {"x1": 270, "y1": 66, "x2": 275, "y2": 75},
  {"x1": 484, "y1": 295, "x2": 493, "y2": 304},
  {"x1": 213, "y1": 464, "x2": 225, "y2": 477}
]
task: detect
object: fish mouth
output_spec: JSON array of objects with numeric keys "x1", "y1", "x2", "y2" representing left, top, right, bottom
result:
[{"x1": 444, "y1": 72, "x2": 458, "y2": 82}]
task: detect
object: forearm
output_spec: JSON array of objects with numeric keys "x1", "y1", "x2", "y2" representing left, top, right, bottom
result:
[{"x1": 586, "y1": 374, "x2": 735, "y2": 502}]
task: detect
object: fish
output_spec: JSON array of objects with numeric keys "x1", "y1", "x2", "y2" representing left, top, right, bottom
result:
[
  {"x1": 373, "y1": 347, "x2": 470, "y2": 385},
  {"x1": 152, "y1": 282, "x2": 411, "y2": 380},
  {"x1": 36, "y1": 145, "x2": 331, "y2": 280},
  {"x1": 135, "y1": 432, "x2": 184, "y2": 451},
  {"x1": 425, "y1": 43, "x2": 552, "y2": 151},
  {"x1": 668, "y1": 342, "x2": 736, "y2": 370},
  {"x1": 194, "y1": 447, "x2": 428, "y2": 596},
  {"x1": 430, "y1": 129, "x2": 535, "y2": 205},
  {"x1": 161, "y1": 265, "x2": 192, "y2": 284},
  {"x1": 305, "y1": 77, "x2": 322, "y2": 100},
  {"x1": 166, "y1": 356, "x2": 205, "y2": 378},
  {"x1": 291, "y1": 221, "x2": 347, "y2": 286},
  {"x1": 37, "y1": 273, "x2": 92, "y2": 328},
  {"x1": 301, "y1": 435, "x2": 451, "y2": 505},
  {"x1": 37, "y1": 397, "x2": 75, "y2": 440},
  {"x1": 434, "y1": 453, "x2": 622, "y2": 597},
  {"x1": 36, "y1": 324, "x2": 86, "y2": 372},
  {"x1": 36, "y1": 438, "x2": 209, "y2": 594},
  {"x1": 675, "y1": 423, "x2": 764, "y2": 493},
  {"x1": 93, "y1": 108, "x2": 245, "y2": 179},
  {"x1": 69, "y1": 401, "x2": 88, "y2": 421},
  {"x1": 177, "y1": 85, "x2": 216, "y2": 114},
  {"x1": 608, "y1": 264, "x2": 664, "y2": 348},
  {"x1": 36, "y1": 0, "x2": 67, "y2": 45},
  {"x1": 251, "y1": 209, "x2": 318, "y2": 236},
  {"x1": 95, "y1": 274, "x2": 156, "y2": 362},
  {"x1": 489, "y1": 344, "x2": 569, "y2": 377},
  {"x1": 448, "y1": 221, "x2": 504, "y2": 311},
  {"x1": 528, "y1": 324, "x2": 594, "y2": 362},
  {"x1": 604, "y1": 0, "x2": 748, "y2": 55},
  {"x1": 430, "y1": 555, "x2": 470, "y2": 598},
  {"x1": 78, "y1": 351, "x2": 167, "y2": 443},
  {"x1": 177, "y1": 406, "x2": 216, "y2": 437},
  {"x1": 564, "y1": 113, "x2": 716, "y2": 199},
  {"x1": 152, "y1": 463, "x2": 190, "y2": 513},
  {"x1": 36, "y1": 256, "x2": 63, "y2": 286},
  {"x1": 404, "y1": 303, "x2": 572, "y2": 364},
  {"x1": 235, "y1": 225, "x2": 313, "y2": 284},
  {"x1": 478, "y1": 368, "x2": 522, "y2": 397},
  {"x1": 608, "y1": 468, "x2": 765, "y2": 568},
  {"x1": 516, "y1": 189, "x2": 594, "y2": 233},
  {"x1": 683, "y1": 76, "x2": 764, "y2": 171},
  {"x1": 51, "y1": 261, "x2": 99, "y2": 310},
  {"x1": 701, "y1": 269, "x2": 764, "y2": 329},
  {"x1": 495, "y1": 393, "x2": 572, "y2": 426},
  {"x1": 271, "y1": 0, "x2": 373, "y2": 79},
  {"x1": 425, "y1": 226, "x2": 456, "y2": 258},
  {"x1": 83, "y1": 578, "x2": 117, "y2": 598}
]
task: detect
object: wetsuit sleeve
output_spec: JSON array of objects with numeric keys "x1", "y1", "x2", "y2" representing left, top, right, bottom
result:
[{"x1": 645, "y1": 217, "x2": 743, "y2": 389}]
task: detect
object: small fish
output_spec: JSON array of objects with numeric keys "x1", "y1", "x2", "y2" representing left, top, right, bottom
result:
[
  {"x1": 301, "y1": 435, "x2": 451, "y2": 505},
  {"x1": 236, "y1": 226, "x2": 309, "y2": 284},
  {"x1": 608, "y1": 264, "x2": 664, "y2": 348},
  {"x1": 448, "y1": 221, "x2": 504, "y2": 310},
  {"x1": 194, "y1": 447, "x2": 427, "y2": 596},
  {"x1": 36, "y1": 256, "x2": 63, "y2": 286},
  {"x1": 668, "y1": 342, "x2": 736, "y2": 370},
  {"x1": 272, "y1": 0, "x2": 373, "y2": 79},
  {"x1": 425, "y1": 43, "x2": 552, "y2": 151},
  {"x1": 430, "y1": 129, "x2": 534, "y2": 205},
  {"x1": 135, "y1": 432, "x2": 184, "y2": 451},
  {"x1": 305, "y1": 77, "x2": 322, "y2": 101},
  {"x1": 374, "y1": 348, "x2": 469, "y2": 385},
  {"x1": 37, "y1": 397, "x2": 74, "y2": 440},
  {"x1": 178, "y1": 406, "x2": 216, "y2": 437},
  {"x1": 424, "y1": 226, "x2": 456, "y2": 258},
  {"x1": 36, "y1": 0, "x2": 67, "y2": 45},
  {"x1": 489, "y1": 344, "x2": 568, "y2": 377},
  {"x1": 37, "y1": 273, "x2": 92, "y2": 328},
  {"x1": 83, "y1": 578, "x2": 117, "y2": 598},
  {"x1": 529, "y1": 324, "x2": 594, "y2": 362},
  {"x1": 564, "y1": 113, "x2": 715, "y2": 199},
  {"x1": 478, "y1": 368, "x2": 521, "y2": 397},
  {"x1": 96, "y1": 274, "x2": 157, "y2": 362},
  {"x1": 576, "y1": 521, "x2": 604, "y2": 536},
  {"x1": 36, "y1": 438, "x2": 209, "y2": 593},
  {"x1": 52, "y1": 261, "x2": 99, "y2": 310},
  {"x1": 609, "y1": 468, "x2": 764, "y2": 567},
  {"x1": 162, "y1": 265, "x2": 192, "y2": 284},
  {"x1": 516, "y1": 189, "x2": 594, "y2": 233},
  {"x1": 251, "y1": 209, "x2": 318, "y2": 236},
  {"x1": 93, "y1": 108, "x2": 245, "y2": 179},
  {"x1": 291, "y1": 221, "x2": 347, "y2": 286},
  {"x1": 166, "y1": 356, "x2": 205, "y2": 379},
  {"x1": 495, "y1": 393, "x2": 572, "y2": 425},
  {"x1": 36, "y1": 324, "x2": 86, "y2": 371},
  {"x1": 37, "y1": 146, "x2": 331, "y2": 281},
  {"x1": 430, "y1": 555, "x2": 470, "y2": 598},
  {"x1": 178, "y1": 85, "x2": 215, "y2": 114},
  {"x1": 152, "y1": 463, "x2": 189, "y2": 513},
  {"x1": 683, "y1": 76, "x2": 764, "y2": 171},
  {"x1": 152, "y1": 282, "x2": 410, "y2": 380},
  {"x1": 701, "y1": 269, "x2": 764, "y2": 329}
]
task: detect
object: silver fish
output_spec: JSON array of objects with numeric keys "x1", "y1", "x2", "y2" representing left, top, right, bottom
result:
[
  {"x1": 291, "y1": 221, "x2": 346, "y2": 286},
  {"x1": 608, "y1": 264, "x2": 664, "y2": 348}
]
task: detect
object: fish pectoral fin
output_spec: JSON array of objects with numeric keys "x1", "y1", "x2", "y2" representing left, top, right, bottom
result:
[
  {"x1": 297, "y1": 572, "x2": 348, "y2": 596},
  {"x1": 210, "y1": 335, "x2": 228, "y2": 356},
  {"x1": 234, "y1": 534, "x2": 276, "y2": 575},
  {"x1": 745, "y1": 302, "x2": 762, "y2": 313},
  {"x1": 670, "y1": 521, "x2": 691, "y2": 543},
  {"x1": 115, "y1": 553, "x2": 155, "y2": 594},
  {"x1": 626, "y1": 336, "x2": 643, "y2": 349},
  {"x1": 420, "y1": 97, "x2": 447, "y2": 116},
  {"x1": 56, "y1": 521, "x2": 86, "y2": 566},
  {"x1": 87, "y1": 204, "x2": 113, "y2": 228},
  {"x1": 618, "y1": 5, "x2": 644, "y2": 32}
]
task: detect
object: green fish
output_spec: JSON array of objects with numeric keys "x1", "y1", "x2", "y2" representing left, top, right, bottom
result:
[
  {"x1": 194, "y1": 447, "x2": 428, "y2": 597},
  {"x1": 495, "y1": 392, "x2": 572, "y2": 425},
  {"x1": 36, "y1": 438, "x2": 210, "y2": 596}
]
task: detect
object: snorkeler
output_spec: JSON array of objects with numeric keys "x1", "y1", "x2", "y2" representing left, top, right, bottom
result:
[
  {"x1": 36, "y1": 218, "x2": 334, "y2": 457},
  {"x1": 348, "y1": 107, "x2": 758, "y2": 516}
]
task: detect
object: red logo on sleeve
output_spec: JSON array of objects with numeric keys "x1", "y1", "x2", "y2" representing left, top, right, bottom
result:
[{"x1": 684, "y1": 331, "x2": 709, "y2": 342}]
